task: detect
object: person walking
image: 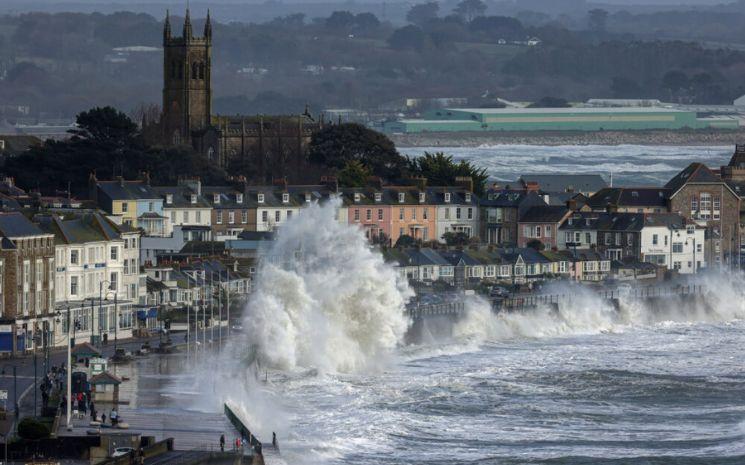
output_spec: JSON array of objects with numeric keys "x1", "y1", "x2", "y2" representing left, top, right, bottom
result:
[
  {"x1": 219, "y1": 433, "x2": 225, "y2": 452},
  {"x1": 101, "y1": 413, "x2": 106, "y2": 425}
]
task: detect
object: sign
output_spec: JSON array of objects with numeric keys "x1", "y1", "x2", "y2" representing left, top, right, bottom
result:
[
  {"x1": 0, "y1": 325, "x2": 11, "y2": 333},
  {"x1": 0, "y1": 390, "x2": 7, "y2": 400}
]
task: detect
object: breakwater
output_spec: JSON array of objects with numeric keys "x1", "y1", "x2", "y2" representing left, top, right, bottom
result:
[{"x1": 392, "y1": 129, "x2": 745, "y2": 147}]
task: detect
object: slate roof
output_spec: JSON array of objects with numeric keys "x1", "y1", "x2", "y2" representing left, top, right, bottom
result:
[
  {"x1": 726, "y1": 181, "x2": 745, "y2": 199},
  {"x1": 154, "y1": 185, "x2": 212, "y2": 208},
  {"x1": 499, "y1": 247, "x2": 551, "y2": 265},
  {"x1": 587, "y1": 187, "x2": 669, "y2": 209},
  {"x1": 480, "y1": 189, "x2": 546, "y2": 208},
  {"x1": 560, "y1": 248, "x2": 605, "y2": 262},
  {"x1": 518, "y1": 174, "x2": 607, "y2": 194},
  {"x1": 98, "y1": 180, "x2": 161, "y2": 201},
  {"x1": 642, "y1": 213, "x2": 694, "y2": 229},
  {"x1": 664, "y1": 163, "x2": 721, "y2": 193},
  {"x1": 560, "y1": 212, "x2": 607, "y2": 230},
  {"x1": 37, "y1": 212, "x2": 122, "y2": 245},
  {"x1": 595, "y1": 213, "x2": 645, "y2": 232},
  {"x1": 341, "y1": 186, "x2": 478, "y2": 206},
  {"x1": 0, "y1": 212, "x2": 46, "y2": 238},
  {"x1": 90, "y1": 372, "x2": 122, "y2": 385},
  {"x1": 728, "y1": 145, "x2": 745, "y2": 168},
  {"x1": 71, "y1": 342, "x2": 101, "y2": 358},
  {"x1": 519, "y1": 205, "x2": 569, "y2": 223}
]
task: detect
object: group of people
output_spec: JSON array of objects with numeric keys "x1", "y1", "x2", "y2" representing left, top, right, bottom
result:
[{"x1": 219, "y1": 431, "x2": 278, "y2": 454}]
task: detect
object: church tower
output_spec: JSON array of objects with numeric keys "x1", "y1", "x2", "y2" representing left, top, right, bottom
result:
[{"x1": 162, "y1": 9, "x2": 212, "y2": 145}]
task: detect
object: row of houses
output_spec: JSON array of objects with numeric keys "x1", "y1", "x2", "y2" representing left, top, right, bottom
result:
[
  {"x1": 0, "y1": 209, "x2": 251, "y2": 356},
  {"x1": 383, "y1": 247, "x2": 618, "y2": 286}
]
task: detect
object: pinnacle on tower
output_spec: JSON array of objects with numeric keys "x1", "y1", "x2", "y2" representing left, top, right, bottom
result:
[
  {"x1": 163, "y1": 9, "x2": 171, "y2": 44},
  {"x1": 204, "y1": 9, "x2": 212, "y2": 40},
  {"x1": 183, "y1": 8, "x2": 193, "y2": 40}
]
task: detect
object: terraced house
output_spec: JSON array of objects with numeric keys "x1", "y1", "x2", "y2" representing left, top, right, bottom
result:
[{"x1": 0, "y1": 212, "x2": 55, "y2": 355}]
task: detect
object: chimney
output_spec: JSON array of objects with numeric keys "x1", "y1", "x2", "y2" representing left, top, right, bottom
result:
[
  {"x1": 178, "y1": 177, "x2": 202, "y2": 196},
  {"x1": 366, "y1": 176, "x2": 383, "y2": 189},
  {"x1": 566, "y1": 198, "x2": 578, "y2": 211},
  {"x1": 410, "y1": 177, "x2": 427, "y2": 190},
  {"x1": 273, "y1": 177, "x2": 288, "y2": 190},
  {"x1": 454, "y1": 176, "x2": 473, "y2": 193}
]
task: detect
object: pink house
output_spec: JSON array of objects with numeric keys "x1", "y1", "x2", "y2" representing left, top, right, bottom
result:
[
  {"x1": 517, "y1": 205, "x2": 571, "y2": 249},
  {"x1": 344, "y1": 189, "x2": 392, "y2": 243}
]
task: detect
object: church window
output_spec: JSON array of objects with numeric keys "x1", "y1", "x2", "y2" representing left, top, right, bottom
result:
[
  {"x1": 192, "y1": 62, "x2": 198, "y2": 80},
  {"x1": 199, "y1": 62, "x2": 205, "y2": 79}
]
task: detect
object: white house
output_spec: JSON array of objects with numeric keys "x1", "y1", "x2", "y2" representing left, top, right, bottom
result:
[
  {"x1": 252, "y1": 188, "x2": 303, "y2": 232},
  {"x1": 429, "y1": 187, "x2": 480, "y2": 243},
  {"x1": 639, "y1": 214, "x2": 706, "y2": 274},
  {"x1": 155, "y1": 183, "x2": 212, "y2": 236},
  {"x1": 39, "y1": 212, "x2": 136, "y2": 346}
]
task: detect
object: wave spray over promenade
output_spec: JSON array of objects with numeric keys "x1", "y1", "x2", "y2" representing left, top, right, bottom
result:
[{"x1": 205, "y1": 201, "x2": 745, "y2": 464}]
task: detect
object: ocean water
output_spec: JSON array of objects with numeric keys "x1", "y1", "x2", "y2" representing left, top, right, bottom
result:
[
  {"x1": 399, "y1": 145, "x2": 735, "y2": 187},
  {"x1": 154, "y1": 177, "x2": 745, "y2": 465}
]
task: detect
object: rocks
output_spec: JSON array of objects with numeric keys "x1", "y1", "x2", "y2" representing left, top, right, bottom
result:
[{"x1": 392, "y1": 129, "x2": 745, "y2": 147}]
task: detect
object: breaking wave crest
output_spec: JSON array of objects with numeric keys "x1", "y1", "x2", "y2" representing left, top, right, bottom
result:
[
  {"x1": 454, "y1": 273, "x2": 745, "y2": 343},
  {"x1": 242, "y1": 198, "x2": 412, "y2": 373}
]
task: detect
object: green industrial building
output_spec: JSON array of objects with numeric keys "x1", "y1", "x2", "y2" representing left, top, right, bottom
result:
[{"x1": 383, "y1": 107, "x2": 739, "y2": 133}]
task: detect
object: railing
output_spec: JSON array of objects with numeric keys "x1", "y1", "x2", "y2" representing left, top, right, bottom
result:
[{"x1": 407, "y1": 284, "x2": 707, "y2": 316}]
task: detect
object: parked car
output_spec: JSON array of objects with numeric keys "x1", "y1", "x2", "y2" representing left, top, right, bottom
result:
[{"x1": 111, "y1": 447, "x2": 134, "y2": 457}]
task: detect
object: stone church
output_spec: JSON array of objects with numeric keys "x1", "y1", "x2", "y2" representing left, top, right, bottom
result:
[{"x1": 148, "y1": 9, "x2": 325, "y2": 182}]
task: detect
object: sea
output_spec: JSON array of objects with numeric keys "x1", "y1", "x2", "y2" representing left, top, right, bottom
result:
[
  {"x1": 399, "y1": 145, "x2": 735, "y2": 186},
  {"x1": 141, "y1": 145, "x2": 745, "y2": 465}
]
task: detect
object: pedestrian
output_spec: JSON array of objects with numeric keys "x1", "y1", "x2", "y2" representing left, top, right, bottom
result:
[
  {"x1": 91, "y1": 407, "x2": 97, "y2": 422},
  {"x1": 90, "y1": 401, "x2": 95, "y2": 416},
  {"x1": 101, "y1": 413, "x2": 106, "y2": 425},
  {"x1": 220, "y1": 433, "x2": 225, "y2": 452},
  {"x1": 235, "y1": 437, "x2": 241, "y2": 450},
  {"x1": 80, "y1": 399, "x2": 87, "y2": 415},
  {"x1": 110, "y1": 408, "x2": 118, "y2": 426},
  {"x1": 272, "y1": 432, "x2": 277, "y2": 448}
]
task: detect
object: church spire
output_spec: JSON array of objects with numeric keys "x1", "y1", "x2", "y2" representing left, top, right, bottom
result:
[
  {"x1": 183, "y1": 8, "x2": 192, "y2": 40},
  {"x1": 204, "y1": 9, "x2": 212, "y2": 41},
  {"x1": 163, "y1": 9, "x2": 171, "y2": 44}
]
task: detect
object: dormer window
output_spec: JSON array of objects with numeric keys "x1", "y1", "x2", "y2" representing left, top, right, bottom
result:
[
  {"x1": 465, "y1": 193, "x2": 472, "y2": 203},
  {"x1": 419, "y1": 192, "x2": 425, "y2": 203},
  {"x1": 236, "y1": 193, "x2": 243, "y2": 204},
  {"x1": 190, "y1": 194, "x2": 197, "y2": 204},
  {"x1": 257, "y1": 193, "x2": 265, "y2": 204},
  {"x1": 374, "y1": 192, "x2": 382, "y2": 202},
  {"x1": 444, "y1": 193, "x2": 451, "y2": 203},
  {"x1": 165, "y1": 194, "x2": 173, "y2": 204},
  {"x1": 398, "y1": 192, "x2": 405, "y2": 203},
  {"x1": 213, "y1": 193, "x2": 220, "y2": 204},
  {"x1": 305, "y1": 193, "x2": 311, "y2": 203},
  {"x1": 354, "y1": 193, "x2": 361, "y2": 203},
  {"x1": 282, "y1": 193, "x2": 290, "y2": 203}
]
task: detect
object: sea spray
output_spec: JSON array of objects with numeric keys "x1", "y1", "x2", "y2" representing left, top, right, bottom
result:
[
  {"x1": 242, "y1": 198, "x2": 412, "y2": 373},
  {"x1": 454, "y1": 273, "x2": 745, "y2": 343}
]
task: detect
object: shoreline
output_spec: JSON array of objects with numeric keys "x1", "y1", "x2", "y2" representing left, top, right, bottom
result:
[{"x1": 391, "y1": 129, "x2": 745, "y2": 148}]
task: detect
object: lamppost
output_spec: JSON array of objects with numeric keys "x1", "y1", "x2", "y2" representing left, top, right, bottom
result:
[
  {"x1": 55, "y1": 306, "x2": 75, "y2": 431},
  {"x1": 103, "y1": 290, "x2": 119, "y2": 352},
  {"x1": 98, "y1": 280, "x2": 113, "y2": 346}
]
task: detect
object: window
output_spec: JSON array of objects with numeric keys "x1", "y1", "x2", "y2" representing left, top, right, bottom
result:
[
  {"x1": 354, "y1": 193, "x2": 361, "y2": 203},
  {"x1": 672, "y1": 242, "x2": 684, "y2": 253},
  {"x1": 228, "y1": 211, "x2": 235, "y2": 224},
  {"x1": 399, "y1": 208, "x2": 404, "y2": 220},
  {"x1": 456, "y1": 208, "x2": 461, "y2": 220},
  {"x1": 366, "y1": 209, "x2": 372, "y2": 221},
  {"x1": 124, "y1": 259, "x2": 130, "y2": 275},
  {"x1": 287, "y1": 211, "x2": 292, "y2": 219},
  {"x1": 216, "y1": 211, "x2": 223, "y2": 224},
  {"x1": 71, "y1": 250, "x2": 79, "y2": 265},
  {"x1": 419, "y1": 192, "x2": 425, "y2": 203},
  {"x1": 627, "y1": 233, "x2": 634, "y2": 244},
  {"x1": 122, "y1": 203, "x2": 128, "y2": 213},
  {"x1": 445, "y1": 208, "x2": 450, "y2": 220},
  {"x1": 353, "y1": 209, "x2": 359, "y2": 221},
  {"x1": 275, "y1": 211, "x2": 281, "y2": 222},
  {"x1": 170, "y1": 211, "x2": 176, "y2": 224},
  {"x1": 242, "y1": 210, "x2": 248, "y2": 224},
  {"x1": 423, "y1": 208, "x2": 428, "y2": 220},
  {"x1": 652, "y1": 234, "x2": 658, "y2": 245},
  {"x1": 237, "y1": 193, "x2": 243, "y2": 204},
  {"x1": 585, "y1": 233, "x2": 591, "y2": 244},
  {"x1": 691, "y1": 197, "x2": 698, "y2": 211},
  {"x1": 261, "y1": 211, "x2": 268, "y2": 222},
  {"x1": 545, "y1": 225, "x2": 552, "y2": 238},
  {"x1": 196, "y1": 211, "x2": 202, "y2": 223},
  {"x1": 191, "y1": 194, "x2": 197, "y2": 204},
  {"x1": 713, "y1": 195, "x2": 721, "y2": 210},
  {"x1": 673, "y1": 261, "x2": 682, "y2": 270},
  {"x1": 412, "y1": 209, "x2": 417, "y2": 220},
  {"x1": 566, "y1": 232, "x2": 574, "y2": 243},
  {"x1": 444, "y1": 193, "x2": 451, "y2": 203},
  {"x1": 111, "y1": 246, "x2": 118, "y2": 261},
  {"x1": 148, "y1": 202, "x2": 154, "y2": 212},
  {"x1": 378, "y1": 209, "x2": 383, "y2": 221},
  {"x1": 374, "y1": 193, "x2": 381, "y2": 202},
  {"x1": 184, "y1": 211, "x2": 190, "y2": 223},
  {"x1": 110, "y1": 272, "x2": 117, "y2": 291},
  {"x1": 258, "y1": 193, "x2": 265, "y2": 203},
  {"x1": 71, "y1": 276, "x2": 78, "y2": 296},
  {"x1": 467, "y1": 208, "x2": 473, "y2": 219},
  {"x1": 697, "y1": 243, "x2": 702, "y2": 253},
  {"x1": 283, "y1": 193, "x2": 290, "y2": 203}
]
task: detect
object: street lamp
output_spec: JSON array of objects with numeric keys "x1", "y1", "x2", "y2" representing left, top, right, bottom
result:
[
  {"x1": 98, "y1": 280, "x2": 113, "y2": 347},
  {"x1": 103, "y1": 290, "x2": 119, "y2": 353}
]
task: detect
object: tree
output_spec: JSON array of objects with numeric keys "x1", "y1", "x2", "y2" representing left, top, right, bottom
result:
[
  {"x1": 406, "y1": 2, "x2": 439, "y2": 26},
  {"x1": 308, "y1": 123, "x2": 407, "y2": 181},
  {"x1": 527, "y1": 96, "x2": 571, "y2": 108},
  {"x1": 408, "y1": 152, "x2": 488, "y2": 196},
  {"x1": 395, "y1": 234, "x2": 419, "y2": 248},
  {"x1": 587, "y1": 8, "x2": 608, "y2": 32},
  {"x1": 452, "y1": 0, "x2": 486, "y2": 22},
  {"x1": 337, "y1": 160, "x2": 371, "y2": 187},
  {"x1": 527, "y1": 239, "x2": 545, "y2": 251},
  {"x1": 469, "y1": 16, "x2": 525, "y2": 41},
  {"x1": 325, "y1": 11, "x2": 356, "y2": 34},
  {"x1": 442, "y1": 231, "x2": 470, "y2": 246},
  {"x1": 70, "y1": 106, "x2": 138, "y2": 145},
  {"x1": 388, "y1": 25, "x2": 429, "y2": 51},
  {"x1": 354, "y1": 13, "x2": 381, "y2": 32}
]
